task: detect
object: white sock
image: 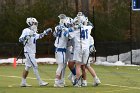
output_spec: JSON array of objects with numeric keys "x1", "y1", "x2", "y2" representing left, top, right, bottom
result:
[
  {"x1": 94, "y1": 76, "x2": 98, "y2": 79},
  {"x1": 83, "y1": 80, "x2": 87, "y2": 83},
  {"x1": 55, "y1": 78, "x2": 60, "y2": 84},
  {"x1": 21, "y1": 78, "x2": 26, "y2": 84}
]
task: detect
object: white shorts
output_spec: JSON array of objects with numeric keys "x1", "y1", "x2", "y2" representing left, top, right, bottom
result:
[
  {"x1": 24, "y1": 53, "x2": 38, "y2": 67},
  {"x1": 66, "y1": 46, "x2": 74, "y2": 62},
  {"x1": 73, "y1": 48, "x2": 89, "y2": 65},
  {"x1": 55, "y1": 52, "x2": 66, "y2": 64}
]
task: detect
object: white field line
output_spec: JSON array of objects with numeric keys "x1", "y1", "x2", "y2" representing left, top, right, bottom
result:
[
  {"x1": 0, "y1": 74, "x2": 140, "y2": 90},
  {"x1": 0, "y1": 75, "x2": 54, "y2": 81},
  {"x1": 101, "y1": 83, "x2": 140, "y2": 90},
  {"x1": 103, "y1": 88, "x2": 130, "y2": 93}
]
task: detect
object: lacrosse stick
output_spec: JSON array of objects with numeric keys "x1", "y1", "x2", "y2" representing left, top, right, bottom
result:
[{"x1": 16, "y1": 35, "x2": 32, "y2": 61}]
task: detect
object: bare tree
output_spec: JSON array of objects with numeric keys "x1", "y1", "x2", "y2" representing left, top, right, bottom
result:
[
  {"x1": 75, "y1": 0, "x2": 79, "y2": 13},
  {"x1": 81, "y1": 0, "x2": 89, "y2": 16}
]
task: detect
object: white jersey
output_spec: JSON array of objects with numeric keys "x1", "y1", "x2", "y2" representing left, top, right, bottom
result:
[
  {"x1": 89, "y1": 35, "x2": 94, "y2": 45},
  {"x1": 19, "y1": 28, "x2": 40, "y2": 54},
  {"x1": 54, "y1": 25, "x2": 69, "y2": 49},
  {"x1": 73, "y1": 25, "x2": 93, "y2": 49}
]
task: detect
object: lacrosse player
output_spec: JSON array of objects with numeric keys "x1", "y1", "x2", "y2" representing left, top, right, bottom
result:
[
  {"x1": 81, "y1": 17, "x2": 101, "y2": 87},
  {"x1": 72, "y1": 12, "x2": 87, "y2": 87},
  {"x1": 19, "y1": 17, "x2": 52, "y2": 87},
  {"x1": 72, "y1": 12, "x2": 100, "y2": 87},
  {"x1": 53, "y1": 14, "x2": 74, "y2": 87},
  {"x1": 61, "y1": 17, "x2": 77, "y2": 84}
]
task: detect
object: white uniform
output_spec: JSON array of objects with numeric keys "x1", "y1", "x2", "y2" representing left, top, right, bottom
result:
[
  {"x1": 54, "y1": 25, "x2": 69, "y2": 64},
  {"x1": 66, "y1": 39, "x2": 74, "y2": 62},
  {"x1": 89, "y1": 35, "x2": 94, "y2": 45},
  {"x1": 19, "y1": 28, "x2": 43, "y2": 67},
  {"x1": 73, "y1": 25, "x2": 93, "y2": 64}
]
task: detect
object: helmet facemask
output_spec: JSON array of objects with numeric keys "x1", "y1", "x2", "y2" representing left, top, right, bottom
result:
[{"x1": 26, "y1": 17, "x2": 38, "y2": 33}]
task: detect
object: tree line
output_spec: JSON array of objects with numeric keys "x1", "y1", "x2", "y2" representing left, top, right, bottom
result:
[{"x1": 0, "y1": 0, "x2": 140, "y2": 43}]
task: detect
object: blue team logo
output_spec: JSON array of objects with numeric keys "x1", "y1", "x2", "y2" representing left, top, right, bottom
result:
[{"x1": 132, "y1": 0, "x2": 140, "y2": 11}]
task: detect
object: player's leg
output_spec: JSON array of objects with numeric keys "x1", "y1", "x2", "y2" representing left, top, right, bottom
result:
[
  {"x1": 86, "y1": 65, "x2": 101, "y2": 86},
  {"x1": 73, "y1": 61, "x2": 82, "y2": 87},
  {"x1": 81, "y1": 65, "x2": 87, "y2": 86},
  {"x1": 66, "y1": 47, "x2": 76, "y2": 84},
  {"x1": 54, "y1": 52, "x2": 65, "y2": 87},
  {"x1": 66, "y1": 46, "x2": 76, "y2": 76},
  {"x1": 80, "y1": 49, "x2": 90, "y2": 87},
  {"x1": 27, "y1": 53, "x2": 49, "y2": 86},
  {"x1": 20, "y1": 53, "x2": 32, "y2": 87},
  {"x1": 73, "y1": 48, "x2": 82, "y2": 87},
  {"x1": 54, "y1": 63, "x2": 64, "y2": 87},
  {"x1": 68, "y1": 62, "x2": 76, "y2": 76},
  {"x1": 84, "y1": 49, "x2": 101, "y2": 87},
  {"x1": 67, "y1": 62, "x2": 76, "y2": 84},
  {"x1": 60, "y1": 56, "x2": 67, "y2": 86}
]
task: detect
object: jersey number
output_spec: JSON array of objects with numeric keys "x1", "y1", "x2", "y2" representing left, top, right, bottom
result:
[
  {"x1": 33, "y1": 38, "x2": 36, "y2": 44},
  {"x1": 80, "y1": 29, "x2": 88, "y2": 39}
]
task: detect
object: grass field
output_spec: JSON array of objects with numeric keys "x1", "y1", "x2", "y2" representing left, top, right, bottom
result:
[{"x1": 0, "y1": 64, "x2": 140, "y2": 93}]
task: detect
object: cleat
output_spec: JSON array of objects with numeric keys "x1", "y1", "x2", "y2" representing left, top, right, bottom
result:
[
  {"x1": 54, "y1": 83, "x2": 64, "y2": 87},
  {"x1": 93, "y1": 78, "x2": 101, "y2": 87},
  {"x1": 20, "y1": 83, "x2": 32, "y2": 87},
  {"x1": 73, "y1": 78, "x2": 82, "y2": 87},
  {"x1": 59, "y1": 80, "x2": 68, "y2": 87},
  {"x1": 74, "y1": 83, "x2": 81, "y2": 87},
  {"x1": 54, "y1": 79, "x2": 64, "y2": 87},
  {"x1": 39, "y1": 81, "x2": 49, "y2": 86},
  {"x1": 81, "y1": 80, "x2": 87, "y2": 87}
]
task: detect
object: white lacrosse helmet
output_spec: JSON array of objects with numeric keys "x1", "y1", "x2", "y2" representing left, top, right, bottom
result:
[
  {"x1": 74, "y1": 12, "x2": 85, "y2": 24},
  {"x1": 66, "y1": 17, "x2": 74, "y2": 24},
  {"x1": 58, "y1": 14, "x2": 67, "y2": 24},
  {"x1": 58, "y1": 14, "x2": 66, "y2": 19},
  {"x1": 26, "y1": 17, "x2": 38, "y2": 26},
  {"x1": 64, "y1": 17, "x2": 74, "y2": 27}
]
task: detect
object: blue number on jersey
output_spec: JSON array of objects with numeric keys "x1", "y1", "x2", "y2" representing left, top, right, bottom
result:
[
  {"x1": 56, "y1": 31, "x2": 62, "y2": 37},
  {"x1": 33, "y1": 38, "x2": 36, "y2": 44},
  {"x1": 80, "y1": 29, "x2": 88, "y2": 39}
]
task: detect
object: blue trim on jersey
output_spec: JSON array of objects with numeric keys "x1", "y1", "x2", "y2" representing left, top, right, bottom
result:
[
  {"x1": 19, "y1": 37, "x2": 25, "y2": 42},
  {"x1": 64, "y1": 31, "x2": 69, "y2": 37},
  {"x1": 55, "y1": 47, "x2": 66, "y2": 52},
  {"x1": 89, "y1": 45, "x2": 93, "y2": 49},
  {"x1": 68, "y1": 28, "x2": 73, "y2": 32},
  {"x1": 62, "y1": 52, "x2": 64, "y2": 64},
  {"x1": 85, "y1": 29, "x2": 88, "y2": 39}
]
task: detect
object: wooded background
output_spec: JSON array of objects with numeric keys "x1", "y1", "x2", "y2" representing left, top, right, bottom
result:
[{"x1": 0, "y1": 0, "x2": 140, "y2": 60}]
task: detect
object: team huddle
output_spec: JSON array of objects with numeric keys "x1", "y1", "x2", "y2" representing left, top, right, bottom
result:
[{"x1": 19, "y1": 12, "x2": 101, "y2": 87}]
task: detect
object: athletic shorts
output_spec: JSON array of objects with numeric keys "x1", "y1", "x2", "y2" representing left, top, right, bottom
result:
[
  {"x1": 73, "y1": 48, "x2": 90, "y2": 65},
  {"x1": 66, "y1": 46, "x2": 74, "y2": 62},
  {"x1": 55, "y1": 51, "x2": 66, "y2": 64},
  {"x1": 24, "y1": 53, "x2": 38, "y2": 67}
]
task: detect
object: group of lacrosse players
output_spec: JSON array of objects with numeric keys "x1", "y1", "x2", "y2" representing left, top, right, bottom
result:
[{"x1": 19, "y1": 12, "x2": 101, "y2": 87}]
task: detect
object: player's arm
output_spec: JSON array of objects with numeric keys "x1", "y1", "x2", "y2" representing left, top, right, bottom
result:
[
  {"x1": 19, "y1": 30, "x2": 31, "y2": 43},
  {"x1": 53, "y1": 26, "x2": 60, "y2": 37},
  {"x1": 35, "y1": 28, "x2": 52, "y2": 39},
  {"x1": 63, "y1": 27, "x2": 74, "y2": 39}
]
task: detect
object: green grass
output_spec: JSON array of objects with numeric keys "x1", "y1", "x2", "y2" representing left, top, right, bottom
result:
[{"x1": 0, "y1": 64, "x2": 140, "y2": 93}]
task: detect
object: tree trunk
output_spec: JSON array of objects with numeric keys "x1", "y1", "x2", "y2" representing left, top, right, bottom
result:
[
  {"x1": 81, "y1": 0, "x2": 89, "y2": 16},
  {"x1": 75, "y1": 0, "x2": 79, "y2": 14}
]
